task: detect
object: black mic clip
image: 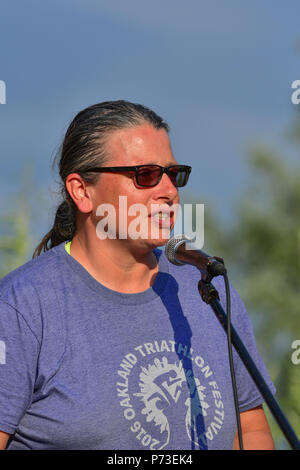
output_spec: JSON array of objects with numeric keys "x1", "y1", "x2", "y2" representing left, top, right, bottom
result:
[
  {"x1": 206, "y1": 255, "x2": 226, "y2": 277},
  {"x1": 199, "y1": 254, "x2": 226, "y2": 303}
]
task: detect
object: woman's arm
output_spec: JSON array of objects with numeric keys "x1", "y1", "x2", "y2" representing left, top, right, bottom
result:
[
  {"x1": 0, "y1": 430, "x2": 10, "y2": 450},
  {"x1": 233, "y1": 405, "x2": 275, "y2": 450}
]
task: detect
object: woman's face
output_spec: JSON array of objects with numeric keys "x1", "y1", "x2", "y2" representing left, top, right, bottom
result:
[{"x1": 89, "y1": 123, "x2": 180, "y2": 251}]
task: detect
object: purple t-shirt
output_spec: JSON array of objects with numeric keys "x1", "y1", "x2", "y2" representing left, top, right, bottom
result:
[{"x1": 0, "y1": 242, "x2": 275, "y2": 450}]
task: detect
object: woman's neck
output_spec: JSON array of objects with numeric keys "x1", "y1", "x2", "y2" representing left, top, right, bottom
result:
[{"x1": 68, "y1": 233, "x2": 159, "y2": 293}]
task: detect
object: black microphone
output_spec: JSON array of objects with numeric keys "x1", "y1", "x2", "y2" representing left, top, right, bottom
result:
[{"x1": 165, "y1": 234, "x2": 226, "y2": 278}]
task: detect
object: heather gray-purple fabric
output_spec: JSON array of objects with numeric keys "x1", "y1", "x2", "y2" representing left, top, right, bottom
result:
[{"x1": 0, "y1": 242, "x2": 275, "y2": 450}]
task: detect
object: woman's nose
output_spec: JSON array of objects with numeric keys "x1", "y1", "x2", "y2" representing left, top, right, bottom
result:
[{"x1": 156, "y1": 172, "x2": 179, "y2": 200}]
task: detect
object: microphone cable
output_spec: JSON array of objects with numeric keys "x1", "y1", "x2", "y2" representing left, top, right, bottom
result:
[{"x1": 223, "y1": 272, "x2": 244, "y2": 450}]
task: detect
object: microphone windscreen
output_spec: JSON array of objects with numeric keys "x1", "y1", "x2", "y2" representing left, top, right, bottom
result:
[{"x1": 165, "y1": 234, "x2": 189, "y2": 265}]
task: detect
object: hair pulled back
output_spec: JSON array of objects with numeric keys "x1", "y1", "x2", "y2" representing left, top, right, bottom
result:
[{"x1": 32, "y1": 100, "x2": 169, "y2": 258}]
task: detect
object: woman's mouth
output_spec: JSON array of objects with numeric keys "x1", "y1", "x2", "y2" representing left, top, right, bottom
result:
[{"x1": 150, "y1": 211, "x2": 174, "y2": 229}]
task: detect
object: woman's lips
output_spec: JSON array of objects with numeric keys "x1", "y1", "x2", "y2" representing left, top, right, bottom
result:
[{"x1": 150, "y1": 211, "x2": 174, "y2": 228}]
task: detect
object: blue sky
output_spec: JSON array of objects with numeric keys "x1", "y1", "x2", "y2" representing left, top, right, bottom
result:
[{"x1": 0, "y1": 0, "x2": 299, "y2": 244}]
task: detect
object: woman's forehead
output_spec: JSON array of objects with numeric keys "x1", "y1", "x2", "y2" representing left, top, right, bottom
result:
[{"x1": 104, "y1": 124, "x2": 175, "y2": 166}]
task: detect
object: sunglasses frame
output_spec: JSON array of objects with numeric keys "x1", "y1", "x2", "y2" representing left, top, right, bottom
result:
[{"x1": 82, "y1": 164, "x2": 192, "y2": 188}]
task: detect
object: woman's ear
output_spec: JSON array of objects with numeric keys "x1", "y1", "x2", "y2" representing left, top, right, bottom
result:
[{"x1": 65, "y1": 173, "x2": 93, "y2": 213}]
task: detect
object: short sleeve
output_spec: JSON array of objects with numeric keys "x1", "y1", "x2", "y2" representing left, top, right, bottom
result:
[{"x1": 0, "y1": 300, "x2": 40, "y2": 434}]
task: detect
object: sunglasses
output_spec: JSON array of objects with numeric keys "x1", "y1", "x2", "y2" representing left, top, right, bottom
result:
[{"x1": 83, "y1": 164, "x2": 192, "y2": 188}]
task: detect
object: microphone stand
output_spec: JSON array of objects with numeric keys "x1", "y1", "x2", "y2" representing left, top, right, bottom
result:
[{"x1": 198, "y1": 274, "x2": 300, "y2": 450}]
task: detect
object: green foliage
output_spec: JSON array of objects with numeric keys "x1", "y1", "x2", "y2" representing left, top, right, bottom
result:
[
  {"x1": 213, "y1": 147, "x2": 300, "y2": 449},
  {"x1": 0, "y1": 163, "x2": 49, "y2": 278},
  {"x1": 0, "y1": 202, "x2": 32, "y2": 278}
]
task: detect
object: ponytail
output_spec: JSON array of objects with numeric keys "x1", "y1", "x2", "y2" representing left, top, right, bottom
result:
[{"x1": 32, "y1": 198, "x2": 76, "y2": 258}]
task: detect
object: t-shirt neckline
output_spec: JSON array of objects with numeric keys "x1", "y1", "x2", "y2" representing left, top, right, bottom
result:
[{"x1": 55, "y1": 242, "x2": 170, "y2": 305}]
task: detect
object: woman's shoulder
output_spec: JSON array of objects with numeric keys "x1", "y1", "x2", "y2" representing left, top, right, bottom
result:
[{"x1": 0, "y1": 243, "x2": 65, "y2": 313}]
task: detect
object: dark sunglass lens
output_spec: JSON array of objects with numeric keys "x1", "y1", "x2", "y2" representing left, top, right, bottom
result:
[
  {"x1": 168, "y1": 168, "x2": 189, "y2": 187},
  {"x1": 137, "y1": 166, "x2": 161, "y2": 186}
]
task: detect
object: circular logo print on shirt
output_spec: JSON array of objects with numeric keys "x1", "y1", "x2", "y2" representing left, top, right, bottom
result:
[{"x1": 115, "y1": 339, "x2": 225, "y2": 450}]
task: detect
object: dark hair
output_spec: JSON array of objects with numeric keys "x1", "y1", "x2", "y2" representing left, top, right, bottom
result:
[{"x1": 32, "y1": 100, "x2": 170, "y2": 257}]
